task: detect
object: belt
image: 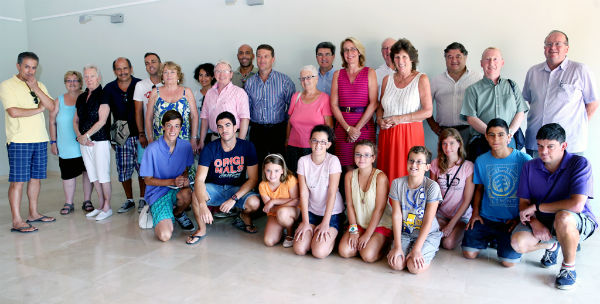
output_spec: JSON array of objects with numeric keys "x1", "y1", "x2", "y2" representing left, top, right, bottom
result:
[
  {"x1": 250, "y1": 121, "x2": 286, "y2": 128},
  {"x1": 442, "y1": 125, "x2": 470, "y2": 131},
  {"x1": 339, "y1": 106, "x2": 366, "y2": 113}
]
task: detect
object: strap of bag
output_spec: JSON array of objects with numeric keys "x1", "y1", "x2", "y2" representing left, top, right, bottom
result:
[{"x1": 442, "y1": 161, "x2": 464, "y2": 201}]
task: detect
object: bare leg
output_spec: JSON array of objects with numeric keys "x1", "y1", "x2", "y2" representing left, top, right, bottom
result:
[
  {"x1": 359, "y1": 233, "x2": 389, "y2": 263},
  {"x1": 311, "y1": 227, "x2": 338, "y2": 259},
  {"x1": 276, "y1": 206, "x2": 298, "y2": 237},
  {"x1": 62, "y1": 178, "x2": 76, "y2": 205},
  {"x1": 338, "y1": 231, "x2": 358, "y2": 258},
  {"x1": 27, "y1": 179, "x2": 51, "y2": 220},
  {"x1": 173, "y1": 188, "x2": 192, "y2": 216},
  {"x1": 264, "y1": 216, "x2": 284, "y2": 246},
  {"x1": 442, "y1": 221, "x2": 467, "y2": 250},
  {"x1": 511, "y1": 231, "x2": 553, "y2": 254},
  {"x1": 82, "y1": 171, "x2": 92, "y2": 201},
  {"x1": 9, "y1": 182, "x2": 31, "y2": 229},
  {"x1": 293, "y1": 224, "x2": 315, "y2": 256},
  {"x1": 121, "y1": 179, "x2": 133, "y2": 199},
  {"x1": 138, "y1": 176, "x2": 146, "y2": 197},
  {"x1": 407, "y1": 259, "x2": 431, "y2": 274},
  {"x1": 189, "y1": 194, "x2": 207, "y2": 239},
  {"x1": 155, "y1": 219, "x2": 174, "y2": 242},
  {"x1": 554, "y1": 211, "x2": 580, "y2": 265},
  {"x1": 99, "y1": 182, "x2": 112, "y2": 211}
]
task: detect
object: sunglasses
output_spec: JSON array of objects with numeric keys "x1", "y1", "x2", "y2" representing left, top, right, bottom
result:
[{"x1": 30, "y1": 91, "x2": 39, "y2": 104}]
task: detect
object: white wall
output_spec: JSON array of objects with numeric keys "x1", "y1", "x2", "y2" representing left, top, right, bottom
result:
[{"x1": 2, "y1": 0, "x2": 600, "y2": 205}]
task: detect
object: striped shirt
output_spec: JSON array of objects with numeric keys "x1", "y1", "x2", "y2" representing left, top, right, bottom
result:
[{"x1": 245, "y1": 70, "x2": 296, "y2": 124}]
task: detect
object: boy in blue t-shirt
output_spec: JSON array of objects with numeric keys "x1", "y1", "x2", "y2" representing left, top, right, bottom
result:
[{"x1": 462, "y1": 118, "x2": 531, "y2": 267}]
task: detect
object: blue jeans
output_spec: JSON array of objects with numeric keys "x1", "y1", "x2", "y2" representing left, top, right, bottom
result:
[
  {"x1": 306, "y1": 212, "x2": 345, "y2": 231},
  {"x1": 205, "y1": 183, "x2": 258, "y2": 210},
  {"x1": 462, "y1": 217, "x2": 522, "y2": 263}
]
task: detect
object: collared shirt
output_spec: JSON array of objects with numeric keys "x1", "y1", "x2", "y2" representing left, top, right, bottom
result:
[
  {"x1": 133, "y1": 78, "x2": 162, "y2": 123},
  {"x1": 461, "y1": 76, "x2": 529, "y2": 137},
  {"x1": 232, "y1": 66, "x2": 258, "y2": 88},
  {"x1": 317, "y1": 67, "x2": 335, "y2": 96},
  {"x1": 0, "y1": 75, "x2": 51, "y2": 144},
  {"x1": 517, "y1": 152, "x2": 596, "y2": 227},
  {"x1": 522, "y1": 58, "x2": 598, "y2": 152},
  {"x1": 200, "y1": 82, "x2": 250, "y2": 133},
  {"x1": 375, "y1": 63, "x2": 395, "y2": 96},
  {"x1": 76, "y1": 85, "x2": 111, "y2": 141},
  {"x1": 140, "y1": 136, "x2": 194, "y2": 206},
  {"x1": 104, "y1": 77, "x2": 141, "y2": 137},
  {"x1": 431, "y1": 68, "x2": 482, "y2": 126},
  {"x1": 245, "y1": 70, "x2": 296, "y2": 124}
]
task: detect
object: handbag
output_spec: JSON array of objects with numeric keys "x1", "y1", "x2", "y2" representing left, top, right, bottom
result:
[
  {"x1": 138, "y1": 204, "x2": 153, "y2": 229},
  {"x1": 110, "y1": 120, "x2": 130, "y2": 146}
]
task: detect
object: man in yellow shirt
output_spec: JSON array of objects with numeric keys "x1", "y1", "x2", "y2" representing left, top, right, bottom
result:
[{"x1": 0, "y1": 52, "x2": 56, "y2": 233}]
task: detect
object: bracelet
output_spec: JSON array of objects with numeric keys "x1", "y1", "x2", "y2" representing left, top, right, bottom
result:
[
  {"x1": 50, "y1": 140, "x2": 57, "y2": 144},
  {"x1": 346, "y1": 126, "x2": 351, "y2": 132},
  {"x1": 348, "y1": 224, "x2": 359, "y2": 234},
  {"x1": 231, "y1": 194, "x2": 239, "y2": 202},
  {"x1": 86, "y1": 133, "x2": 91, "y2": 140}
]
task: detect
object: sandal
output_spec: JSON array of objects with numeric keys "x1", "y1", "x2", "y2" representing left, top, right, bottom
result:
[
  {"x1": 186, "y1": 234, "x2": 206, "y2": 245},
  {"x1": 82, "y1": 200, "x2": 94, "y2": 212},
  {"x1": 232, "y1": 216, "x2": 257, "y2": 234},
  {"x1": 60, "y1": 203, "x2": 74, "y2": 215}
]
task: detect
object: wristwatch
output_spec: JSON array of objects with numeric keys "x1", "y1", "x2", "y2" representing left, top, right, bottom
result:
[{"x1": 231, "y1": 194, "x2": 239, "y2": 202}]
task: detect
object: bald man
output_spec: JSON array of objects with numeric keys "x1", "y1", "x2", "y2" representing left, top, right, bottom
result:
[{"x1": 232, "y1": 44, "x2": 258, "y2": 88}]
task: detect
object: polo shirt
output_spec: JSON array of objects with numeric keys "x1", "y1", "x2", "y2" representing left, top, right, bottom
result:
[
  {"x1": 430, "y1": 68, "x2": 481, "y2": 127},
  {"x1": 245, "y1": 70, "x2": 295, "y2": 124},
  {"x1": 517, "y1": 152, "x2": 596, "y2": 227},
  {"x1": 232, "y1": 66, "x2": 258, "y2": 88},
  {"x1": 104, "y1": 76, "x2": 141, "y2": 137},
  {"x1": 140, "y1": 137, "x2": 194, "y2": 206},
  {"x1": 200, "y1": 82, "x2": 250, "y2": 133},
  {"x1": 0, "y1": 75, "x2": 51, "y2": 144}
]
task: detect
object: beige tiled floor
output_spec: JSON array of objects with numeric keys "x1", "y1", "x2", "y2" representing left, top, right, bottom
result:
[{"x1": 1, "y1": 173, "x2": 598, "y2": 303}]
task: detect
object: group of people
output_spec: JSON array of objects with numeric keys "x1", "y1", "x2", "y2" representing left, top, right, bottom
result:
[{"x1": 0, "y1": 29, "x2": 596, "y2": 290}]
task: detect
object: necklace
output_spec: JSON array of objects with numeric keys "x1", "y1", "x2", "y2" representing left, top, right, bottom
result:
[{"x1": 357, "y1": 168, "x2": 375, "y2": 204}]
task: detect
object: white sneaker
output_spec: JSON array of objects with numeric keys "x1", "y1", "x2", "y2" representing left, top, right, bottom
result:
[
  {"x1": 86, "y1": 209, "x2": 101, "y2": 217},
  {"x1": 283, "y1": 236, "x2": 294, "y2": 248},
  {"x1": 95, "y1": 209, "x2": 113, "y2": 221}
]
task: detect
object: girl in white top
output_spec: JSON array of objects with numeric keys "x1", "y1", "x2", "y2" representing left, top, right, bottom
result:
[
  {"x1": 338, "y1": 140, "x2": 392, "y2": 263},
  {"x1": 430, "y1": 128, "x2": 475, "y2": 250},
  {"x1": 294, "y1": 125, "x2": 345, "y2": 259}
]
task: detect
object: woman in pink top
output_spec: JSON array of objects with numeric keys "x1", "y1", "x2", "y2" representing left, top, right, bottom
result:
[
  {"x1": 286, "y1": 65, "x2": 333, "y2": 173},
  {"x1": 430, "y1": 128, "x2": 474, "y2": 250}
]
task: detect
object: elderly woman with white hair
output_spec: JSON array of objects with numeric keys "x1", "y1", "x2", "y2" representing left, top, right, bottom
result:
[
  {"x1": 286, "y1": 65, "x2": 334, "y2": 173},
  {"x1": 198, "y1": 60, "x2": 250, "y2": 149},
  {"x1": 73, "y1": 65, "x2": 113, "y2": 221}
]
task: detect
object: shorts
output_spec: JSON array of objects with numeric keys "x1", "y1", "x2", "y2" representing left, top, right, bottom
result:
[
  {"x1": 437, "y1": 214, "x2": 470, "y2": 225},
  {"x1": 81, "y1": 140, "x2": 111, "y2": 183},
  {"x1": 306, "y1": 212, "x2": 345, "y2": 231},
  {"x1": 58, "y1": 157, "x2": 86, "y2": 180},
  {"x1": 114, "y1": 136, "x2": 140, "y2": 182},
  {"x1": 7, "y1": 142, "x2": 47, "y2": 182},
  {"x1": 512, "y1": 210, "x2": 596, "y2": 243},
  {"x1": 205, "y1": 183, "x2": 259, "y2": 210},
  {"x1": 150, "y1": 189, "x2": 178, "y2": 227},
  {"x1": 357, "y1": 224, "x2": 393, "y2": 238},
  {"x1": 462, "y1": 217, "x2": 522, "y2": 263},
  {"x1": 399, "y1": 230, "x2": 442, "y2": 264}
]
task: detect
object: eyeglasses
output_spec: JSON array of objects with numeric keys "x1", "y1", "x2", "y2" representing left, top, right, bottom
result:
[
  {"x1": 544, "y1": 41, "x2": 567, "y2": 48},
  {"x1": 407, "y1": 159, "x2": 426, "y2": 166},
  {"x1": 381, "y1": 47, "x2": 391, "y2": 51},
  {"x1": 343, "y1": 47, "x2": 359, "y2": 53},
  {"x1": 310, "y1": 139, "x2": 328, "y2": 146},
  {"x1": 214, "y1": 70, "x2": 232, "y2": 74},
  {"x1": 354, "y1": 153, "x2": 373, "y2": 159},
  {"x1": 65, "y1": 79, "x2": 80, "y2": 83},
  {"x1": 30, "y1": 91, "x2": 39, "y2": 104},
  {"x1": 299, "y1": 75, "x2": 316, "y2": 81}
]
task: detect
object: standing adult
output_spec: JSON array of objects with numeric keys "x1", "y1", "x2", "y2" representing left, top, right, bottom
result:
[
  {"x1": 375, "y1": 38, "x2": 397, "y2": 96},
  {"x1": 522, "y1": 30, "x2": 598, "y2": 156},
  {"x1": 193, "y1": 62, "x2": 215, "y2": 143},
  {"x1": 245, "y1": 44, "x2": 296, "y2": 166},
  {"x1": 376, "y1": 38, "x2": 432, "y2": 182},
  {"x1": 232, "y1": 44, "x2": 258, "y2": 88},
  {"x1": 49, "y1": 71, "x2": 93, "y2": 215},
  {"x1": 315, "y1": 41, "x2": 336, "y2": 96},
  {"x1": 0, "y1": 52, "x2": 56, "y2": 232},
  {"x1": 104, "y1": 57, "x2": 144, "y2": 213},
  {"x1": 460, "y1": 47, "x2": 529, "y2": 161},
  {"x1": 286, "y1": 65, "x2": 334, "y2": 173},
  {"x1": 330, "y1": 37, "x2": 378, "y2": 170},
  {"x1": 74, "y1": 65, "x2": 113, "y2": 221},
  {"x1": 199, "y1": 60, "x2": 250, "y2": 149},
  {"x1": 134, "y1": 52, "x2": 162, "y2": 211},
  {"x1": 427, "y1": 42, "x2": 482, "y2": 142}
]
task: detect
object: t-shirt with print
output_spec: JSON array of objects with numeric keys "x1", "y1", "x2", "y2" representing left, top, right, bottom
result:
[
  {"x1": 199, "y1": 138, "x2": 257, "y2": 186},
  {"x1": 389, "y1": 176, "x2": 442, "y2": 236},
  {"x1": 430, "y1": 158, "x2": 474, "y2": 220},
  {"x1": 473, "y1": 149, "x2": 532, "y2": 222},
  {"x1": 296, "y1": 153, "x2": 344, "y2": 216}
]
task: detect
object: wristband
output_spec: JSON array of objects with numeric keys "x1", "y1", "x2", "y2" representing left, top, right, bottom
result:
[
  {"x1": 346, "y1": 126, "x2": 351, "y2": 132},
  {"x1": 50, "y1": 140, "x2": 57, "y2": 144},
  {"x1": 231, "y1": 194, "x2": 239, "y2": 202},
  {"x1": 348, "y1": 224, "x2": 358, "y2": 234}
]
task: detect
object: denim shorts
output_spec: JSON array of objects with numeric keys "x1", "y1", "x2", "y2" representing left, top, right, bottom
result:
[
  {"x1": 7, "y1": 142, "x2": 47, "y2": 182},
  {"x1": 205, "y1": 183, "x2": 259, "y2": 210},
  {"x1": 512, "y1": 210, "x2": 596, "y2": 244},
  {"x1": 306, "y1": 212, "x2": 345, "y2": 231},
  {"x1": 150, "y1": 188, "x2": 178, "y2": 227},
  {"x1": 462, "y1": 217, "x2": 522, "y2": 263}
]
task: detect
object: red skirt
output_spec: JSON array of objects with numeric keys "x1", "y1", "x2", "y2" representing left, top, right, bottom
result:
[{"x1": 377, "y1": 121, "x2": 425, "y2": 183}]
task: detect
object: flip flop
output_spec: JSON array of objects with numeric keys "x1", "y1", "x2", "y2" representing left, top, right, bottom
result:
[
  {"x1": 10, "y1": 224, "x2": 38, "y2": 233},
  {"x1": 26, "y1": 215, "x2": 56, "y2": 223},
  {"x1": 232, "y1": 216, "x2": 257, "y2": 234},
  {"x1": 186, "y1": 234, "x2": 206, "y2": 245},
  {"x1": 60, "y1": 203, "x2": 75, "y2": 215}
]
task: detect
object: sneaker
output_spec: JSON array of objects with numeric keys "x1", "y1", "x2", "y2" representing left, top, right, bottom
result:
[
  {"x1": 118, "y1": 200, "x2": 135, "y2": 213},
  {"x1": 175, "y1": 213, "x2": 195, "y2": 231},
  {"x1": 541, "y1": 243, "x2": 561, "y2": 268},
  {"x1": 555, "y1": 268, "x2": 576, "y2": 290},
  {"x1": 282, "y1": 236, "x2": 294, "y2": 248},
  {"x1": 95, "y1": 209, "x2": 113, "y2": 221},
  {"x1": 137, "y1": 199, "x2": 147, "y2": 213},
  {"x1": 86, "y1": 209, "x2": 101, "y2": 217}
]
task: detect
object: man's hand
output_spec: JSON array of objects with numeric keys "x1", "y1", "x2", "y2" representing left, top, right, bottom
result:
[
  {"x1": 174, "y1": 175, "x2": 188, "y2": 188},
  {"x1": 219, "y1": 199, "x2": 236, "y2": 213},
  {"x1": 199, "y1": 203, "x2": 213, "y2": 224},
  {"x1": 50, "y1": 143, "x2": 58, "y2": 155},
  {"x1": 139, "y1": 134, "x2": 148, "y2": 148},
  {"x1": 530, "y1": 219, "x2": 552, "y2": 242},
  {"x1": 520, "y1": 204, "x2": 536, "y2": 224}
]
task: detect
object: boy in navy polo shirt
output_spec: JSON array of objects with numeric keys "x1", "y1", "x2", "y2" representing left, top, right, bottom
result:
[
  {"x1": 140, "y1": 110, "x2": 195, "y2": 241},
  {"x1": 511, "y1": 123, "x2": 595, "y2": 289}
]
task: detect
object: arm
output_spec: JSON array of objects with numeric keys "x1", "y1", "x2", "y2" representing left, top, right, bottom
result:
[
  {"x1": 519, "y1": 198, "x2": 552, "y2": 241},
  {"x1": 344, "y1": 170, "x2": 360, "y2": 249},
  {"x1": 199, "y1": 118, "x2": 209, "y2": 150},
  {"x1": 262, "y1": 182, "x2": 300, "y2": 213},
  {"x1": 285, "y1": 121, "x2": 292, "y2": 147},
  {"x1": 193, "y1": 165, "x2": 213, "y2": 224},
  {"x1": 508, "y1": 111, "x2": 525, "y2": 136},
  {"x1": 294, "y1": 173, "x2": 313, "y2": 241},
  {"x1": 145, "y1": 88, "x2": 158, "y2": 143},
  {"x1": 383, "y1": 74, "x2": 433, "y2": 126},
  {"x1": 6, "y1": 104, "x2": 46, "y2": 118},
  {"x1": 387, "y1": 197, "x2": 405, "y2": 267},
  {"x1": 219, "y1": 164, "x2": 259, "y2": 213},
  {"x1": 329, "y1": 71, "x2": 348, "y2": 129},
  {"x1": 238, "y1": 118, "x2": 249, "y2": 140},
  {"x1": 134, "y1": 100, "x2": 147, "y2": 148},
  {"x1": 27, "y1": 78, "x2": 54, "y2": 112},
  {"x1": 353, "y1": 68, "x2": 379, "y2": 130},
  {"x1": 466, "y1": 184, "x2": 484, "y2": 229},
  {"x1": 323, "y1": 116, "x2": 334, "y2": 129},
  {"x1": 358, "y1": 172, "x2": 390, "y2": 249},
  {"x1": 445, "y1": 173, "x2": 475, "y2": 234},
  {"x1": 314, "y1": 171, "x2": 342, "y2": 241},
  {"x1": 376, "y1": 75, "x2": 392, "y2": 130},
  {"x1": 76, "y1": 104, "x2": 110, "y2": 146},
  {"x1": 49, "y1": 97, "x2": 59, "y2": 155},
  {"x1": 586, "y1": 100, "x2": 599, "y2": 119},
  {"x1": 407, "y1": 200, "x2": 439, "y2": 269},
  {"x1": 466, "y1": 116, "x2": 488, "y2": 135},
  {"x1": 186, "y1": 88, "x2": 199, "y2": 151}
]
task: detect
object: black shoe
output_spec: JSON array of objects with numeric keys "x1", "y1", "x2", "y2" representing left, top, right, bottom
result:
[{"x1": 175, "y1": 213, "x2": 194, "y2": 231}]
